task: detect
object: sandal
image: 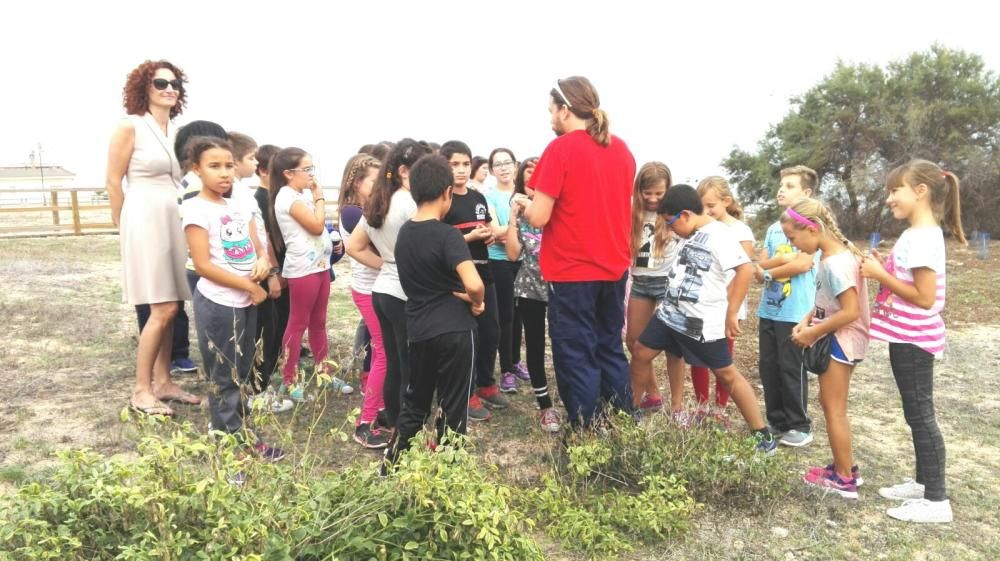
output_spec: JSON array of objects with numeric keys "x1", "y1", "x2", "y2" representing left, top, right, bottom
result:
[
  {"x1": 157, "y1": 390, "x2": 202, "y2": 405},
  {"x1": 129, "y1": 400, "x2": 175, "y2": 417}
]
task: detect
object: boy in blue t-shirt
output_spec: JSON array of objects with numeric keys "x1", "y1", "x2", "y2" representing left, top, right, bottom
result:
[{"x1": 754, "y1": 166, "x2": 819, "y2": 447}]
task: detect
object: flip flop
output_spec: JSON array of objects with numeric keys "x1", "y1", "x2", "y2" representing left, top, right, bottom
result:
[
  {"x1": 157, "y1": 391, "x2": 202, "y2": 406},
  {"x1": 130, "y1": 401, "x2": 175, "y2": 417}
]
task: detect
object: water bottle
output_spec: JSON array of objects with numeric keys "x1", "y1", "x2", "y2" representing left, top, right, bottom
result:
[
  {"x1": 868, "y1": 232, "x2": 881, "y2": 255},
  {"x1": 978, "y1": 232, "x2": 990, "y2": 261}
]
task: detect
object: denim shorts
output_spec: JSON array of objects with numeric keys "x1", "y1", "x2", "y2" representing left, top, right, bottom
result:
[{"x1": 629, "y1": 274, "x2": 667, "y2": 301}]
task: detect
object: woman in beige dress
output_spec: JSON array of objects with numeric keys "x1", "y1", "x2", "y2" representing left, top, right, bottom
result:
[{"x1": 106, "y1": 60, "x2": 201, "y2": 415}]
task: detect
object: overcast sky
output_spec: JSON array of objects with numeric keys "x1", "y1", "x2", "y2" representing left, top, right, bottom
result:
[{"x1": 3, "y1": 0, "x2": 999, "y2": 189}]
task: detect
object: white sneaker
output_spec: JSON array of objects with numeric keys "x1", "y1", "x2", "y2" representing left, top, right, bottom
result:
[
  {"x1": 878, "y1": 478, "x2": 925, "y2": 501},
  {"x1": 247, "y1": 392, "x2": 294, "y2": 414},
  {"x1": 778, "y1": 429, "x2": 814, "y2": 447},
  {"x1": 886, "y1": 498, "x2": 953, "y2": 524}
]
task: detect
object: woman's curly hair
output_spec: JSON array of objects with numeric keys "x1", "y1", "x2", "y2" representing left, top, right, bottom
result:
[{"x1": 122, "y1": 60, "x2": 188, "y2": 118}]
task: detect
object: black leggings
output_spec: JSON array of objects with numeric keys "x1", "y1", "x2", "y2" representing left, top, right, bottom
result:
[
  {"x1": 889, "y1": 343, "x2": 947, "y2": 501},
  {"x1": 518, "y1": 297, "x2": 552, "y2": 410},
  {"x1": 489, "y1": 260, "x2": 521, "y2": 373},
  {"x1": 373, "y1": 292, "x2": 409, "y2": 428}
]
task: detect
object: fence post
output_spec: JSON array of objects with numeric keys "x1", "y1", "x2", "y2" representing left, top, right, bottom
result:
[
  {"x1": 50, "y1": 191, "x2": 60, "y2": 226},
  {"x1": 70, "y1": 191, "x2": 82, "y2": 235}
]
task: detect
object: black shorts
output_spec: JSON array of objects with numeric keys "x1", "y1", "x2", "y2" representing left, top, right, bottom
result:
[{"x1": 638, "y1": 316, "x2": 733, "y2": 369}]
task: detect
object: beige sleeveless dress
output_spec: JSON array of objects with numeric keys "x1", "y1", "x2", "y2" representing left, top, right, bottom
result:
[{"x1": 119, "y1": 113, "x2": 192, "y2": 304}]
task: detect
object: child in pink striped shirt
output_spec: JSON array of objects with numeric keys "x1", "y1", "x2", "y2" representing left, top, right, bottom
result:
[{"x1": 861, "y1": 159, "x2": 967, "y2": 524}]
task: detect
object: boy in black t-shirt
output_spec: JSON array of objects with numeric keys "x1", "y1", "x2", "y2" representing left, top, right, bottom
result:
[
  {"x1": 386, "y1": 154, "x2": 485, "y2": 468},
  {"x1": 440, "y1": 140, "x2": 510, "y2": 417}
]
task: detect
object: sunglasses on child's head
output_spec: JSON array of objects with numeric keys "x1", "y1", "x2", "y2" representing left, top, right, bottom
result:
[
  {"x1": 152, "y1": 78, "x2": 183, "y2": 91},
  {"x1": 664, "y1": 211, "x2": 684, "y2": 226}
]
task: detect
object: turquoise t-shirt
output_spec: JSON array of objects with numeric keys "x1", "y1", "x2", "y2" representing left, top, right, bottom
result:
[
  {"x1": 485, "y1": 188, "x2": 516, "y2": 261},
  {"x1": 757, "y1": 221, "x2": 819, "y2": 322}
]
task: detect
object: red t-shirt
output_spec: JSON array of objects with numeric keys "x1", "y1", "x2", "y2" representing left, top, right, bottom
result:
[{"x1": 528, "y1": 130, "x2": 635, "y2": 282}]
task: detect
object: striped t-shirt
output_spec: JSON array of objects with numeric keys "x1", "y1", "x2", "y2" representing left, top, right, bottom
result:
[{"x1": 869, "y1": 226, "x2": 947, "y2": 357}]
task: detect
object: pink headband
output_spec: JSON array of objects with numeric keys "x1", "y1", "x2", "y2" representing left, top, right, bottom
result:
[{"x1": 787, "y1": 208, "x2": 818, "y2": 230}]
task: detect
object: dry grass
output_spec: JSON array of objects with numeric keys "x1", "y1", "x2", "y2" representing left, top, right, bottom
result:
[{"x1": 0, "y1": 235, "x2": 997, "y2": 560}]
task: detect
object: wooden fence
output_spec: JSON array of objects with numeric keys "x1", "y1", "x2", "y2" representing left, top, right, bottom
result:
[
  {"x1": 0, "y1": 186, "x2": 342, "y2": 239},
  {"x1": 0, "y1": 187, "x2": 115, "y2": 238}
]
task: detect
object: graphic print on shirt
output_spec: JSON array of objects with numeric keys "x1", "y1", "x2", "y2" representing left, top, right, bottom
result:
[
  {"x1": 661, "y1": 231, "x2": 713, "y2": 339},
  {"x1": 813, "y1": 275, "x2": 827, "y2": 320},
  {"x1": 220, "y1": 214, "x2": 255, "y2": 272},
  {"x1": 763, "y1": 242, "x2": 795, "y2": 308},
  {"x1": 635, "y1": 222, "x2": 655, "y2": 268},
  {"x1": 871, "y1": 250, "x2": 897, "y2": 319}
]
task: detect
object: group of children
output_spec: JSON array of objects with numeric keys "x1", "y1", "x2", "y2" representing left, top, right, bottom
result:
[
  {"x1": 164, "y1": 124, "x2": 962, "y2": 524},
  {"x1": 625, "y1": 161, "x2": 962, "y2": 524}
]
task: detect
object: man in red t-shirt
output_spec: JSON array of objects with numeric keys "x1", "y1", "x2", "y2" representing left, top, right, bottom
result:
[{"x1": 525, "y1": 76, "x2": 636, "y2": 427}]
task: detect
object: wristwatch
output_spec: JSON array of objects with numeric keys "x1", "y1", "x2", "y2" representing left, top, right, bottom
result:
[{"x1": 762, "y1": 269, "x2": 773, "y2": 283}]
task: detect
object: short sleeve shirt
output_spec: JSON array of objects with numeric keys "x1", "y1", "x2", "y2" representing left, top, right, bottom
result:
[{"x1": 182, "y1": 195, "x2": 258, "y2": 308}]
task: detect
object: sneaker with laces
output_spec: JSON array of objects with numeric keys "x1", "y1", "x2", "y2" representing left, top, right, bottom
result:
[
  {"x1": 499, "y1": 372, "x2": 518, "y2": 393},
  {"x1": 354, "y1": 423, "x2": 391, "y2": 449},
  {"x1": 807, "y1": 463, "x2": 864, "y2": 486},
  {"x1": 246, "y1": 391, "x2": 294, "y2": 414},
  {"x1": 803, "y1": 469, "x2": 859, "y2": 499},
  {"x1": 476, "y1": 385, "x2": 510, "y2": 409},
  {"x1": 279, "y1": 383, "x2": 308, "y2": 403},
  {"x1": 639, "y1": 394, "x2": 664, "y2": 412},
  {"x1": 879, "y1": 478, "x2": 925, "y2": 501},
  {"x1": 468, "y1": 395, "x2": 492, "y2": 421},
  {"x1": 319, "y1": 376, "x2": 354, "y2": 395},
  {"x1": 539, "y1": 408, "x2": 561, "y2": 433},
  {"x1": 253, "y1": 442, "x2": 286, "y2": 462},
  {"x1": 514, "y1": 362, "x2": 531, "y2": 381},
  {"x1": 886, "y1": 498, "x2": 953, "y2": 524},
  {"x1": 671, "y1": 409, "x2": 693, "y2": 429},
  {"x1": 753, "y1": 431, "x2": 778, "y2": 455},
  {"x1": 170, "y1": 357, "x2": 198, "y2": 373},
  {"x1": 778, "y1": 429, "x2": 814, "y2": 447}
]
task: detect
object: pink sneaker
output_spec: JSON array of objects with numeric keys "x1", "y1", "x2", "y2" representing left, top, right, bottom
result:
[
  {"x1": 539, "y1": 408, "x2": 561, "y2": 433},
  {"x1": 806, "y1": 463, "x2": 864, "y2": 486},
  {"x1": 638, "y1": 394, "x2": 664, "y2": 412},
  {"x1": 803, "y1": 468, "x2": 859, "y2": 499}
]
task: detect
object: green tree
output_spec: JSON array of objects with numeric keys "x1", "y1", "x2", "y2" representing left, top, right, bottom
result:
[{"x1": 725, "y1": 45, "x2": 1000, "y2": 237}]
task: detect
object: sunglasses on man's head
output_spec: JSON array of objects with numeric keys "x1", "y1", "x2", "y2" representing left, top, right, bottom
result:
[{"x1": 152, "y1": 78, "x2": 183, "y2": 91}]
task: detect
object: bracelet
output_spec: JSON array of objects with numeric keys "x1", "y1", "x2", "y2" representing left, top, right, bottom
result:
[{"x1": 314, "y1": 198, "x2": 325, "y2": 202}]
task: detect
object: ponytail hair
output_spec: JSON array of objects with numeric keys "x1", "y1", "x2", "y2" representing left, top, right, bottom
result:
[
  {"x1": 780, "y1": 198, "x2": 866, "y2": 261},
  {"x1": 364, "y1": 138, "x2": 433, "y2": 229},
  {"x1": 886, "y1": 159, "x2": 966, "y2": 244},
  {"x1": 338, "y1": 153, "x2": 381, "y2": 209},
  {"x1": 550, "y1": 76, "x2": 611, "y2": 147},
  {"x1": 697, "y1": 176, "x2": 743, "y2": 220}
]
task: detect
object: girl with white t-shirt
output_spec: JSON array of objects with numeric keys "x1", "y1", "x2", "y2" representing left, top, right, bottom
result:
[
  {"x1": 266, "y1": 147, "x2": 333, "y2": 403},
  {"x1": 780, "y1": 198, "x2": 869, "y2": 500},
  {"x1": 861, "y1": 159, "x2": 967, "y2": 524},
  {"x1": 693, "y1": 177, "x2": 755, "y2": 418},
  {"x1": 347, "y1": 139, "x2": 434, "y2": 431},
  {"x1": 626, "y1": 162, "x2": 672, "y2": 412},
  {"x1": 183, "y1": 138, "x2": 283, "y2": 460}
]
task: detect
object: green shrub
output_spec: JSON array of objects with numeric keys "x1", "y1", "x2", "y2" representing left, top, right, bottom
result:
[
  {"x1": 519, "y1": 411, "x2": 790, "y2": 560},
  {"x1": 0, "y1": 418, "x2": 543, "y2": 561}
]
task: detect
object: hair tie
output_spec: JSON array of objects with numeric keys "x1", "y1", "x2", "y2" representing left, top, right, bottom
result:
[
  {"x1": 592, "y1": 108, "x2": 600, "y2": 118},
  {"x1": 386, "y1": 171, "x2": 393, "y2": 179},
  {"x1": 941, "y1": 171, "x2": 948, "y2": 178},
  {"x1": 787, "y1": 208, "x2": 818, "y2": 230}
]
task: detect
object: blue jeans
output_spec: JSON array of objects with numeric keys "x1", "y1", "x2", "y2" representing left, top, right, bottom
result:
[{"x1": 547, "y1": 272, "x2": 633, "y2": 427}]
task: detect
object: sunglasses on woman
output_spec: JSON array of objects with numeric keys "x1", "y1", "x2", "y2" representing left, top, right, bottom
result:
[{"x1": 152, "y1": 78, "x2": 183, "y2": 91}]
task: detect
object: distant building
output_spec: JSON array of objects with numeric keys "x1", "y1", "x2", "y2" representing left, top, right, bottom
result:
[{"x1": 0, "y1": 165, "x2": 77, "y2": 205}]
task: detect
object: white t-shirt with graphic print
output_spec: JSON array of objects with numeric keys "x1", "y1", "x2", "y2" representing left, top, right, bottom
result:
[
  {"x1": 274, "y1": 186, "x2": 333, "y2": 279},
  {"x1": 182, "y1": 195, "x2": 259, "y2": 308},
  {"x1": 655, "y1": 220, "x2": 751, "y2": 342}
]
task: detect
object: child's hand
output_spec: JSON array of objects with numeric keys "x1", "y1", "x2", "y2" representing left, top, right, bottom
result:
[
  {"x1": 470, "y1": 300, "x2": 485, "y2": 316},
  {"x1": 790, "y1": 325, "x2": 818, "y2": 348},
  {"x1": 267, "y1": 275, "x2": 282, "y2": 299},
  {"x1": 860, "y1": 256, "x2": 886, "y2": 281},
  {"x1": 251, "y1": 259, "x2": 270, "y2": 282},
  {"x1": 725, "y1": 314, "x2": 742, "y2": 339},
  {"x1": 249, "y1": 283, "x2": 267, "y2": 305}
]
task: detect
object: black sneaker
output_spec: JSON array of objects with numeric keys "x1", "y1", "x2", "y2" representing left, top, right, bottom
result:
[
  {"x1": 354, "y1": 423, "x2": 391, "y2": 449},
  {"x1": 253, "y1": 442, "x2": 286, "y2": 462}
]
